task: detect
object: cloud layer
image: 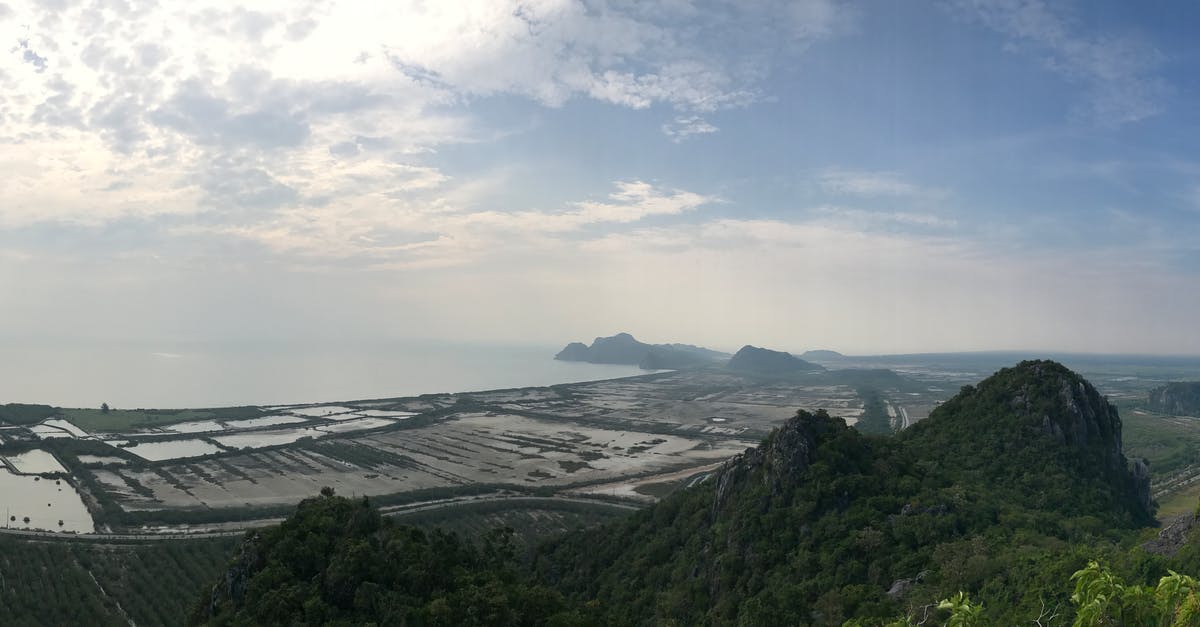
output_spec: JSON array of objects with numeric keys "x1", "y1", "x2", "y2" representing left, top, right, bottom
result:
[{"x1": 0, "y1": 0, "x2": 1196, "y2": 355}]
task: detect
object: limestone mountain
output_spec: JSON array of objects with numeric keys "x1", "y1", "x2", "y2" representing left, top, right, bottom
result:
[
  {"x1": 1148, "y1": 382, "x2": 1200, "y2": 416},
  {"x1": 899, "y1": 359, "x2": 1152, "y2": 522},
  {"x1": 554, "y1": 332, "x2": 727, "y2": 369},
  {"x1": 540, "y1": 360, "x2": 1155, "y2": 624},
  {"x1": 727, "y1": 344, "x2": 825, "y2": 373}
]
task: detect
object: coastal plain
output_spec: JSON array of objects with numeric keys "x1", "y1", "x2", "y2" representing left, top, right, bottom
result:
[
  {"x1": 5, "y1": 353, "x2": 1200, "y2": 536},
  {"x1": 1, "y1": 368, "x2": 939, "y2": 533}
]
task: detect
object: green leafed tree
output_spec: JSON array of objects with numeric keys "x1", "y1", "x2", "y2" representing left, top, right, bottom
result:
[{"x1": 1070, "y1": 561, "x2": 1200, "y2": 627}]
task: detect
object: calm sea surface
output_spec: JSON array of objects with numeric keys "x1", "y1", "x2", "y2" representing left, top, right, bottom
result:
[{"x1": 0, "y1": 340, "x2": 652, "y2": 409}]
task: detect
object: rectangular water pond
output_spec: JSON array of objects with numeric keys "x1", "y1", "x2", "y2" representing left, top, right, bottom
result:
[
  {"x1": 120, "y1": 439, "x2": 224, "y2": 461},
  {"x1": 0, "y1": 469, "x2": 95, "y2": 533},
  {"x1": 4, "y1": 449, "x2": 68, "y2": 474}
]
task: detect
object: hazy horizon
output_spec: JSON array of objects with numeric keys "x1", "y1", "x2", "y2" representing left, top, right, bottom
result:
[
  {"x1": 8, "y1": 333, "x2": 1200, "y2": 362},
  {"x1": 3, "y1": 1, "x2": 1199, "y2": 356}
]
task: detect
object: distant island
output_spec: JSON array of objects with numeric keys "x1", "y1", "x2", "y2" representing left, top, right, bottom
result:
[
  {"x1": 800, "y1": 349, "x2": 845, "y2": 360},
  {"x1": 728, "y1": 345, "x2": 825, "y2": 373},
  {"x1": 554, "y1": 333, "x2": 833, "y2": 375},
  {"x1": 554, "y1": 332, "x2": 728, "y2": 369},
  {"x1": 1148, "y1": 382, "x2": 1200, "y2": 416}
]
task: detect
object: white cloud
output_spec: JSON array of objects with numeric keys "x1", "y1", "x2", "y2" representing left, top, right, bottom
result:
[
  {"x1": 815, "y1": 168, "x2": 946, "y2": 200},
  {"x1": 661, "y1": 116, "x2": 719, "y2": 142},
  {"x1": 812, "y1": 206, "x2": 957, "y2": 230},
  {"x1": 951, "y1": 0, "x2": 1169, "y2": 125},
  {"x1": 0, "y1": 0, "x2": 848, "y2": 235},
  {"x1": 204, "y1": 179, "x2": 714, "y2": 267},
  {"x1": 374, "y1": 0, "x2": 850, "y2": 112}
]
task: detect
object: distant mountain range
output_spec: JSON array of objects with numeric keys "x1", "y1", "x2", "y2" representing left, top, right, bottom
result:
[
  {"x1": 554, "y1": 333, "x2": 729, "y2": 369},
  {"x1": 555, "y1": 333, "x2": 823, "y2": 373}
]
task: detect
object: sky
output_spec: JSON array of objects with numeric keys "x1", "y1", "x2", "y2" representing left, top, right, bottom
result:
[{"x1": 0, "y1": 0, "x2": 1198, "y2": 355}]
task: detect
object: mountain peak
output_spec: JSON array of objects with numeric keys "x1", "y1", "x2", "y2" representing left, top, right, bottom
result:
[
  {"x1": 905, "y1": 359, "x2": 1153, "y2": 521},
  {"x1": 728, "y1": 345, "x2": 824, "y2": 373},
  {"x1": 942, "y1": 359, "x2": 1120, "y2": 449},
  {"x1": 712, "y1": 409, "x2": 850, "y2": 514},
  {"x1": 554, "y1": 333, "x2": 728, "y2": 369}
]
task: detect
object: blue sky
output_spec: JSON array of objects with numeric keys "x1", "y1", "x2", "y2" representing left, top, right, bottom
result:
[{"x1": 0, "y1": 0, "x2": 1198, "y2": 354}]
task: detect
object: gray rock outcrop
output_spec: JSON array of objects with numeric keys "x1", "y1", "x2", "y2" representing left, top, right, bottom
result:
[
  {"x1": 712, "y1": 409, "x2": 844, "y2": 515},
  {"x1": 1148, "y1": 382, "x2": 1200, "y2": 417}
]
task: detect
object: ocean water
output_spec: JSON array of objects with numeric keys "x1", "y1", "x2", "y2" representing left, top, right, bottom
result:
[{"x1": 0, "y1": 340, "x2": 652, "y2": 409}]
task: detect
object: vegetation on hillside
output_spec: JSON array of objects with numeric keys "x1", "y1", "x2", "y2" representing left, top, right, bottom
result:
[
  {"x1": 0, "y1": 535, "x2": 235, "y2": 626},
  {"x1": 534, "y1": 362, "x2": 1157, "y2": 624},
  {"x1": 193, "y1": 491, "x2": 586, "y2": 626}
]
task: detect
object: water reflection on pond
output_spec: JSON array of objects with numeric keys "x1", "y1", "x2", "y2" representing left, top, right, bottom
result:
[
  {"x1": 118, "y1": 439, "x2": 223, "y2": 461},
  {"x1": 0, "y1": 469, "x2": 94, "y2": 533}
]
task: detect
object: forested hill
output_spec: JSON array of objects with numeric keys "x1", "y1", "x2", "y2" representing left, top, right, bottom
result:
[
  {"x1": 195, "y1": 361, "x2": 1189, "y2": 625},
  {"x1": 538, "y1": 362, "x2": 1158, "y2": 624}
]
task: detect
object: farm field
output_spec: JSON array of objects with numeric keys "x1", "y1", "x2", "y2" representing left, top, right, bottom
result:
[
  {"x1": 0, "y1": 534, "x2": 236, "y2": 626},
  {"x1": 0, "y1": 368, "x2": 944, "y2": 533},
  {"x1": 7, "y1": 357, "x2": 1197, "y2": 535}
]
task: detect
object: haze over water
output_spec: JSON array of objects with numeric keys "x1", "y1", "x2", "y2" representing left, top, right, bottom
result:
[{"x1": 0, "y1": 340, "x2": 650, "y2": 409}]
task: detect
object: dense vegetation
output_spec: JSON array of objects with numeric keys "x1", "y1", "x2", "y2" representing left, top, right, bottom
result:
[
  {"x1": 0, "y1": 402, "x2": 58, "y2": 425},
  {"x1": 193, "y1": 492, "x2": 584, "y2": 626},
  {"x1": 0, "y1": 535, "x2": 235, "y2": 626},
  {"x1": 59, "y1": 406, "x2": 266, "y2": 433},
  {"x1": 389, "y1": 498, "x2": 630, "y2": 548},
  {"x1": 851, "y1": 387, "x2": 893, "y2": 434}
]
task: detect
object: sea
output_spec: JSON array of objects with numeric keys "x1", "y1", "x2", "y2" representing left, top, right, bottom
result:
[{"x1": 0, "y1": 339, "x2": 652, "y2": 409}]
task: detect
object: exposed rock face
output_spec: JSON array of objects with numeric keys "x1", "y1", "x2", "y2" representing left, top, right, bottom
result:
[
  {"x1": 728, "y1": 345, "x2": 824, "y2": 374},
  {"x1": 886, "y1": 571, "x2": 928, "y2": 600},
  {"x1": 1142, "y1": 513, "x2": 1199, "y2": 557},
  {"x1": 1132, "y1": 457, "x2": 1153, "y2": 514},
  {"x1": 1148, "y1": 382, "x2": 1200, "y2": 417},
  {"x1": 204, "y1": 531, "x2": 265, "y2": 617},
  {"x1": 712, "y1": 410, "x2": 845, "y2": 515},
  {"x1": 1023, "y1": 363, "x2": 1150, "y2": 512},
  {"x1": 1028, "y1": 373, "x2": 1122, "y2": 454},
  {"x1": 554, "y1": 333, "x2": 727, "y2": 369}
]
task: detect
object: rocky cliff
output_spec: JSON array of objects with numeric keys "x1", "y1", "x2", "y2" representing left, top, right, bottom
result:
[
  {"x1": 1148, "y1": 382, "x2": 1200, "y2": 417},
  {"x1": 711, "y1": 409, "x2": 847, "y2": 514}
]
